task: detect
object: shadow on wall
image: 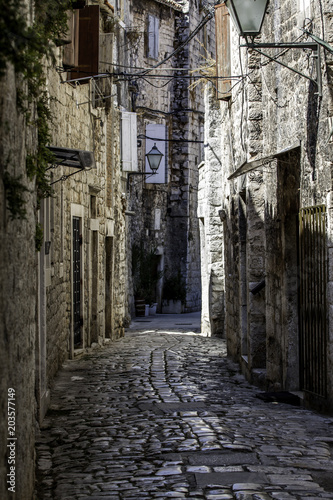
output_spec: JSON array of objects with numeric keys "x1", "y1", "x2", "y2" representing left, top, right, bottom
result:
[
  {"x1": 223, "y1": 147, "x2": 330, "y2": 410},
  {"x1": 209, "y1": 269, "x2": 225, "y2": 337}
]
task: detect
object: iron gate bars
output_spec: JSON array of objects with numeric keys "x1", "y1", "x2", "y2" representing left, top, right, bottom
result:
[
  {"x1": 299, "y1": 205, "x2": 327, "y2": 398},
  {"x1": 73, "y1": 216, "x2": 82, "y2": 347}
]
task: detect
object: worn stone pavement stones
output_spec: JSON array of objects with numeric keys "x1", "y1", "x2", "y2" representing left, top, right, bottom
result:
[{"x1": 35, "y1": 320, "x2": 333, "y2": 499}]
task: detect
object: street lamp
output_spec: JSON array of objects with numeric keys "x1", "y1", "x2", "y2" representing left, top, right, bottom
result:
[
  {"x1": 223, "y1": 0, "x2": 322, "y2": 96},
  {"x1": 127, "y1": 143, "x2": 164, "y2": 189},
  {"x1": 225, "y1": 0, "x2": 268, "y2": 38},
  {"x1": 145, "y1": 143, "x2": 163, "y2": 173}
]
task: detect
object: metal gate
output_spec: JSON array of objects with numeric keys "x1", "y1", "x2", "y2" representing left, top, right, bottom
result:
[
  {"x1": 73, "y1": 216, "x2": 82, "y2": 347},
  {"x1": 298, "y1": 205, "x2": 327, "y2": 398}
]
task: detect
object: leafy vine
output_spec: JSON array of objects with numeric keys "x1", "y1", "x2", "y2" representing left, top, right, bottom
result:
[{"x1": 1, "y1": 0, "x2": 73, "y2": 244}]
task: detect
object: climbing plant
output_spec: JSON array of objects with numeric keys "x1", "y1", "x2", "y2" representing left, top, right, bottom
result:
[{"x1": 0, "y1": 0, "x2": 73, "y2": 228}]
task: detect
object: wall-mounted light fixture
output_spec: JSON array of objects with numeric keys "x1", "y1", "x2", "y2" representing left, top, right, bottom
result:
[
  {"x1": 146, "y1": 143, "x2": 164, "y2": 172},
  {"x1": 225, "y1": 0, "x2": 268, "y2": 37},
  {"x1": 127, "y1": 143, "x2": 164, "y2": 189},
  {"x1": 224, "y1": 0, "x2": 322, "y2": 96}
]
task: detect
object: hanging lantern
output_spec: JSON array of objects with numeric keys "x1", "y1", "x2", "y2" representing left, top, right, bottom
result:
[
  {"x1": 145, "y1": 143, "x2": 163, "y2": 173},
  {"x1": 225, "y1": 0, "x2": 269, "y2": 37}
]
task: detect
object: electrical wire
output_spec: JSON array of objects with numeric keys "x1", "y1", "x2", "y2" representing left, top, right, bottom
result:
[
  {"x1": 141, "y1": 76, "x2": 174, "y2": 88},
  {"x1": 137, "y1": 134, "x2": 204, "y2": 144},
  {"x1": 127, "y1": 73, "x2": 242, "y2": 79},
  {"x1": 62, "y1": 68, "x2": 246, "y2": 83},
  {"x1": 136, "y1": 106, "x2": 205, "y2": 116},
  {"x1": 139, "y1": 8, "x2": 215, "y2": 77}
]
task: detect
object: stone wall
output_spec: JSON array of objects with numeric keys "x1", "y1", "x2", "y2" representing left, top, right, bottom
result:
[
  {"x1": 171, "y1": 3, "x2": 210, "y2": 312},
  {"x1": 198, "y1": 85, "x2": 225, "y2": 336},
  {"x1": 39, "y1": 0, "x2": 129, "y2": 458},
  {"x1": 42, "y1": 3, "x2": 128, "y2": 388},
  {"x1": 0, "y1": 65, "x2": 37, "y2": 500},
  {"x1": 127, "y1": 0, "x2": 215, "y2": 314},
  {"x1": 0, "y1": 2, "x2": 131, "y2": 498},
  {"x1": 201, "y1": 0, "x2": 333, "y2": 409}
]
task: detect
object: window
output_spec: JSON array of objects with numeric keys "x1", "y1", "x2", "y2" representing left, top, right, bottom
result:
[
  {"x1": 121, "y1": 112, "x2": 138, "y2": 172},
  {"x1": 64, "y1": 5, "x2": 100, "y2": 81},
  {"x1": 148, "y1": 15, "x2": 159, "y2": 60},
  {"x1": 145, "y1": 123, "x2": 167, "y2": 184},
  {"x1": 215, "y1": 3, "x2": 231, "y2": 100},
  {"x1": 63, "y1": 10, "x2": 80, "y2": 68}
]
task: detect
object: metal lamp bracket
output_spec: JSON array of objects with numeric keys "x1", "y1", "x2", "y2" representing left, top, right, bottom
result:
[
  {"x1": 241, "y1": 41, "x2": 322, "y2": 97},
  {"x1": 126, "y1": 171, "x2": 157, "y2": 190}
]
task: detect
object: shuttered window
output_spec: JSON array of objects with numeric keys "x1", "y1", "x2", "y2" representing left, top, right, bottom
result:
[
  {"x1": 145, "y1": 123, "x2": 166, "y2": 184},
  {"x1": 63, "y1": 10, "x2": 80, "y2": 68},
  {"x1": 215, "y1": 3, "x2": 231, "y2": 100},
  {"x1": 66, "y1": 5, "x2": 100, "y2": 81},
  {"x1": 121, "y1": 112, "x2": 138, "y2": 172},
  {"x1": 148, "y1": 15, "x2": 159, "y2": 60}
]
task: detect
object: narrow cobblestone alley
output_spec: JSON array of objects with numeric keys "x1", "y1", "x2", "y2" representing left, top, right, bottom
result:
[{"x1": 35, "y1": 314, "x2": 333, "y2": 500}]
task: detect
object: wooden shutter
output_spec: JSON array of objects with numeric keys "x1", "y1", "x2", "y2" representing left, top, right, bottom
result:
[
  {"x1": 148, "y1": 15, "x2": 159, "y2": 59},
  {"x1": 154, "y1": 16, "x2": 159, "y2": 59},
  {"x1": 63, "y1": 10, "x2": 80, "y2": 68},
  {"x1": 145, "y1": 123, "x2": 166, "y2": 184},
  {"x1": 71, "y1": 5, "x2": 100, "y2": 81},
  {"x1": 215, "y1": 3, "x2": 231, "y2": 100},
  {"x1": 121, "y1": 112, "x2": 138, "y2": 172}
]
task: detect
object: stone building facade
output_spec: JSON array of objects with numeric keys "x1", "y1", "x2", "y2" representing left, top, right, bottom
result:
[
  {"x1": 125, "y1": 0, "x2": 215, "y2": 314},
  {"x1": 1, "y1": 1, "x2": 130, "y2": 498},
  {"x1": 199, "y1": 0, "x2": 333, "y2": 412},
  {"x1": 0, "y1": 43, "x2": 38, "y2": 500},
  {"x1": 41, "y1": 0, "x2": 129, "y2": 391}
]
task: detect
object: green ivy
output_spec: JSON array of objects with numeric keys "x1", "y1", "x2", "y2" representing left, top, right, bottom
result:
[
  {"x1": 0, "y1": 0, "x2": 73, "y2": 244},
  {"x1": 35, "y1": 222, "x2": 44, "y2": 252},
  {"x1": 31, "y1": 92, "x2": 55, "y2": 206},
  {"x1": 0, "y1": 0, "x2": 72, "y2": 79},
  {"x1": 2, "y1": 171, "x2": 29, "y2": 220}
]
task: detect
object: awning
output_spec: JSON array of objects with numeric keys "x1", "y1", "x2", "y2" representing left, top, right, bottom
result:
[
  {"x1": 47, "y1": 146, "x2": 96, "y2": 169},
  {"x1": 46, "y1": 146, "x2": 96, "y2": 185},
  {"x1": 228, "y1": 142, "x2": 301, "y2": 180}
]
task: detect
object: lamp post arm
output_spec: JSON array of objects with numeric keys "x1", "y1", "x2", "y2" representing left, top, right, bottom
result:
[
  {"x1": 126, "y1": 171, "x2": 156, "y2": 190},
  {"x1": 244, "y1": 42, "x2": 318, "y2": 50},
  {"x1": 244, "y1": 43, "x2": 322, "y2": 96}
]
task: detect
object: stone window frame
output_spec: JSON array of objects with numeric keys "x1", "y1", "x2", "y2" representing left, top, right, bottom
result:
[{"x1": 147, "y1": 14, "x2": 159, "y2": 60}]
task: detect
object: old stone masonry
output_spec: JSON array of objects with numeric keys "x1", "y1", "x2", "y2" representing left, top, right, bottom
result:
[{"x1": 35, "y1": 316, "x2": 333, "y2": 500}]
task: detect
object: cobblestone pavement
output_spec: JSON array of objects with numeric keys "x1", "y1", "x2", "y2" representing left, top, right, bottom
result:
[{"x1": 35, "y1": 317, "x2": 333, "y2": 500}]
